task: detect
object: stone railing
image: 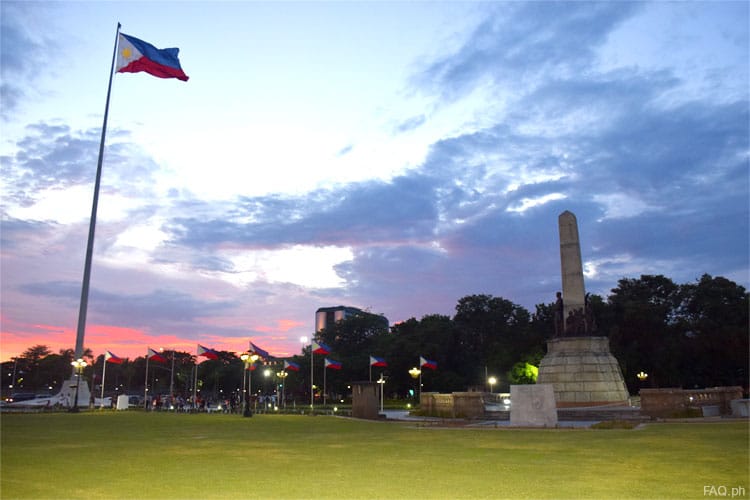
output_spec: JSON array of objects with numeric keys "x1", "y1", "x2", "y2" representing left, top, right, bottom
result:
[
  {"x1": 640, "y1": 387, "x2": 743, "y2": 417},
  {"x1": 420, "y1": 392, "x2": 485, "y2": 419}
]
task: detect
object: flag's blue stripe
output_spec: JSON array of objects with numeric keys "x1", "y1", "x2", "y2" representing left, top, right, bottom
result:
[{"x1": 121, "y1": 33, "x2": 184, "y2": 70}]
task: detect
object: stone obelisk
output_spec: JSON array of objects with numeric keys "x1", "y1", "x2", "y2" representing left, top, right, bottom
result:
[
  {"x1": 559, "y1": 210, "x2": 585, "y2": 329},
  {"x1": 537, "y1": 210, "x2": 629, "y2": 407}
]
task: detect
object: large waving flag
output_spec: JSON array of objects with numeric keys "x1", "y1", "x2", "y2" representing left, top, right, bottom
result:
[
  {"x1": 249, "y1": 342, "x2": 270, "y2": 360},
  {"x1": 369, "y1": 356, "x2": 387, "y2": 367},
  {"x1": 105, "y1": 350, "x2": 124, "y2": 364},
  {"x1": 312, "y1": 341, "x2": 331, "y2": 355},
  {"x1": 324, "y1": 358, "x2": 342, "y2": 370},
  {"x1": 116, "y1": 32, "x2": 189, "y2": 81},
  {"x1": 197, "y1": 344, "x2": 219, "y2": 360},
  {"x1": 147, "y1": 347, "x2": 167, "y2": 363},
  {"x1": 420, "y1": 356, "x2": 438, "y2": 370},
  {"x1": 284, "y1": 360, "x2": 300, "y2": 372}
]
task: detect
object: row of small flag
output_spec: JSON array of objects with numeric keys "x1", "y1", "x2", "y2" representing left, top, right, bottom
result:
[
  {"x1": 103, "y1": 343, "x2": 438, "y2": 371},
  {"x1": 104, "y1": 342, "x2": 270, "y2": 365}
]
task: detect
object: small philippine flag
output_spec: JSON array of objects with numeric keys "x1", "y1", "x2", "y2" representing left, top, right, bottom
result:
[
  {"x1": 369, "y1": 356, "x2": 387, "y2": 367},
  {"x1": 197, "y1": 344, "x2": 219, "y2": 360},
  {"x1": 324, "y1": 358, "x2": 342, "y2": 370},
  {"x1": 284, "y1": 360, "x2": 300, "y2": 372},
  {"x1": 147, "y1": 347, "x2": 167, "y2": 363},
  {"x1": 249, "y1": 342, "x2": 271, "y2": 360},
  {"x1": 420, "y1": 356, "x2": 438, "y2": 370},
  {"x1": 312, "y1": 341, "x2": 331, "y2": 355},
  {"x1": 105, "y1": 350, "x2": 124, "y2": 364}
]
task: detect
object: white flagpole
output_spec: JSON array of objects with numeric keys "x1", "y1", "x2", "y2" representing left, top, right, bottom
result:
[
  {"x1": 193, "y1": 362, "x2": 198, "y2": 409},
  {"x1": 100, "y1": 358, "x2": 107, "y2": 408},
  {"x1": 144, "y1": 355, "x2": 149, "y2": 410},
  {"x1": 323, "y1": 362, "x2": 327, "y2": 408},
  {"x1": 73, "y1": 22, "x2": 121, "y2": 370},
  {"x1": 310, "y1": 343, "x2": 314, "y2": 410}
]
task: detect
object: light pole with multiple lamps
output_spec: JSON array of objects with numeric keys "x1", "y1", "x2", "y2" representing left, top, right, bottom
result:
[
  {"x1": 240, "y1": 352, "x2": 259, "y2": 417},
  {"x1": 408, "y1": 367, "x2": 421, "y2": 405},
  {"x1": 69, "y1": 358, "x2": 87, "y2": 413},
  {"x1": 277, "y1": 370, "x2": 288, "y2": 409}
]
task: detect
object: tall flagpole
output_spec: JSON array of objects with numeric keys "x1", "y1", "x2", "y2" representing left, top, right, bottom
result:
[
  {"x1": 73, "y1": 22, "x2": 121, "y2": 366},
  {"x1": 144, "y1": 356, "x2": 149, "y2": 410},
  {"x1": 100, "y1": 359, "x2": 107, "y2": 408},
  {"x1": 310, "y1": 343, "x2": 314, "y2": 410}
]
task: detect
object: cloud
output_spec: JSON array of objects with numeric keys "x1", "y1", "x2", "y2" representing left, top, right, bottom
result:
[
  {"x1": 0, "y1": 2, "x2": 746, "y2": 360},
  {"x1": 414, "y1": 2, "x2": 642, "y2": 102},
  {"x1": 0, "y1": 3, "x2": 58, "y2": 119}
]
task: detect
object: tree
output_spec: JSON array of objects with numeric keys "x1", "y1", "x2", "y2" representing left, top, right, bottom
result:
[
  {"x1": 678, "y1": 274, "x2": 749, "y2": 387},
  {"x1": 606, "y1": 275, "x2": 683, "y2": 391},
  {"x1": 454, "y1": 294, "x2": 535, "y2": 389}
]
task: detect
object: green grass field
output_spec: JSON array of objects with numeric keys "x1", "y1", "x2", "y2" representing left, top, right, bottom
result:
[{"x1": 1, "y1": 412, "x2": 747, "y2": 499}]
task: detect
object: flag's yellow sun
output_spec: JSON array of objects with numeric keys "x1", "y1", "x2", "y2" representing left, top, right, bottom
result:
[{"x1": 122, "y1": 47, "x2": 132, "y2": 59}]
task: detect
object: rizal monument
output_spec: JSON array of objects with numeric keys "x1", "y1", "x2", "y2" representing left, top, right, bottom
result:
[{"x1": 536, "y1": 211, "x2": 629, "y2": 407}]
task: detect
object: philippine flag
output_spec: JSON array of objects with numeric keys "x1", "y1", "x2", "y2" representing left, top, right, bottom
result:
[
  {"x1": 116, "y1": 32, "x2": 189, "y2": 81},
  {"x1": 284, "y1": 360, "x2": 300, "y2": 372},
  {"x1": 369, "y1": 356, "x2": 387, "y2": 367},
  {"x1": 105, "y1": 351, "x2": 124, "y2": 364},
  {"x1": 197, "y1": 344, "x2": 219, "y2": 360},
  {"x1": 147, "y1": 347, "x2": 167, "y2": 363},
  {"x1": 311, "y1": 341, "x2": 331, "y2": 355},
  {"x1": 249, "y1": 342, "x2": 270, "y2": 360},
  {"x1": 420, "y1": 356, "x2": 438, "y2": 370},
  {"x1": 324, "y1": 358, "x2": 342, "y2": 370}
]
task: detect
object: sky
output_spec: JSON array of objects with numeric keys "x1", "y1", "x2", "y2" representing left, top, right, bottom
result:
[{"x1": 1, "y1": 1, "x2": 748, "y2": 363}]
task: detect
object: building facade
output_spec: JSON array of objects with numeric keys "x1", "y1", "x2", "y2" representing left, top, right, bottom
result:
[{"x1": 315, "y1": 306, "x2": 389, "y2": 333}]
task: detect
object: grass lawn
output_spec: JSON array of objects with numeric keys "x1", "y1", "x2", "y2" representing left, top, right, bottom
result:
[{"x1": 1, "y1": 412, "x2": 747, "y2": 499}]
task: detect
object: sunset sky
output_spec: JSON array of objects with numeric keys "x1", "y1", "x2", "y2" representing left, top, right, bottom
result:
[{"x1": 1, "y1": 1, "x2": 748, "y2": 362}]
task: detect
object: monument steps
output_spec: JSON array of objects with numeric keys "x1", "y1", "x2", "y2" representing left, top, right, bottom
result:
[{"x1": 485, "y1": 406, "x2": 644, "y2": 422}]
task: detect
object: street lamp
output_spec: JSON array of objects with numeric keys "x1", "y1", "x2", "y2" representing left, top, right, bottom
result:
[
  {"x1": 277, "y1": 371, "x2": 288, "y2": 409},
  {"x1": 408, "y1": 367, "x2": 421, "y2": 404},
  {"x1": 377, "y1": 374, "x2": 386, "y2": 414},
  {"x1": 240, "y1": 352, "x2": 259, "y2": 417},
  {"x1": 69, "y1": 358, "x2": 87, "y2": 413},
  {"x1": 488, "y1": 376, "x2": 497, "y2": 394}
]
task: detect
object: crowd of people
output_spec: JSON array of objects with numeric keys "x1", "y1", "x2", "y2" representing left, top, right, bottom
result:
[{"x1": 137, "y1": 393, "x2": 280, "y2": 413}]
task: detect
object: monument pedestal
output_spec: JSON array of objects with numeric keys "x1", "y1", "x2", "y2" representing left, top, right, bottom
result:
[
  {"x1": 59, "y1": 376, "x2": 91, "y2": 409},
  {"x1": 537, "y1": 336, "x2": 629, "y2": 408}
]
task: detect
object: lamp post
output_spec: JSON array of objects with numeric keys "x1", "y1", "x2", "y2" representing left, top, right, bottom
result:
[
  {"x1": 408, "y1": 367, "x2": 421, "y2": 404},
  {"x1": 300, "y1": 336, "x2": 311, "y2": 410},
  {"x1": 69, "y1": 358, "x2": 87, "y2": 413},
  {"x1": 277, "y1": 371, "x2": 288, "y2": 409},
  {"x1": 240, "y1": 352, "x2": 259, "y2": 417},
  {"x1": 637, "y1": 371, "x2": 648, "y2": 390},
  {"x1": 377, "y1": 374, "x2": 385, "y2": 414},
  {"x1": 488, "y1": 376, "x2": 497, "y2": 394},
  {"x1": 262, "y1": 368, "x2": 273, "y2": 409}
]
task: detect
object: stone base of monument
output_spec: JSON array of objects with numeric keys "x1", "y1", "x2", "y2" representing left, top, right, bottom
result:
[
  {"x1": 537, "y1": 336, "x2": 629, "y2": 408},
  {"x1": 510, "y1": 384, "x2": 558, "y2": 427},
  {"x1": 58, "y1": 376, "x2": 91, "y2": 408}
]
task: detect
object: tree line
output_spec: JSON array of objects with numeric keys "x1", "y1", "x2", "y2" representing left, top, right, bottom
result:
[{"x1": 2, "y1": 274, "x2": 747, "y2": 402}]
